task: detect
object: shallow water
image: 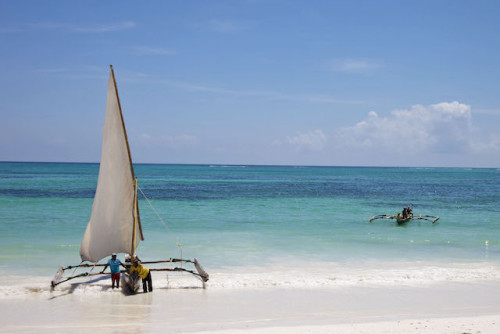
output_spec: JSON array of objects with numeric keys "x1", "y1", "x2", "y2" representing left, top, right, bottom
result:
[{"x1": 1, "y1": 162, "x2": 499, "y2": 292}]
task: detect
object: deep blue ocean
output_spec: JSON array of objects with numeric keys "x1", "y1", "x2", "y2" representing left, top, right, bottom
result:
[{"x1": 1, "y1": 162, "x2": 499, "y2": 290}]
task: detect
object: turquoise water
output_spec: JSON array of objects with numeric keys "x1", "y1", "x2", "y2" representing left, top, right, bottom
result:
[{"x1": 1, "y1": 162, "x2": 499, "y2": 283}]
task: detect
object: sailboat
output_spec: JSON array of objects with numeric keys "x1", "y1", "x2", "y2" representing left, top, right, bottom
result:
[{"x1": 51, "y1": 65, "x2": 209, "y2": 292}]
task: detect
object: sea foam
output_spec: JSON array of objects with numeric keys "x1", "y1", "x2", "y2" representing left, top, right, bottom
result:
[{"x1": 2, "y1": 261, "x2": 500, "y2": 299}]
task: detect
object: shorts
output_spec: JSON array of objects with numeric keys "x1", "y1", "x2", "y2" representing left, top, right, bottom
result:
[{"x1": 111, "y1": 273, "x2": 121, "y2": 282}]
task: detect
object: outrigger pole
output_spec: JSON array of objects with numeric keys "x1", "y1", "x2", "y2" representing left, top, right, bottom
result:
[
  {"x1": 369, "y1": 214, "x2": 440, "y2": 224},
  {"x1": 51, "y1": 258, "x2": 209, "y2": 288}
]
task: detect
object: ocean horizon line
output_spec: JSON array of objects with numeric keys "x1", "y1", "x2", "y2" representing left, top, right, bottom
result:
[{"x1": 0, "y1": 160, "x2": 499, "y2": 170}]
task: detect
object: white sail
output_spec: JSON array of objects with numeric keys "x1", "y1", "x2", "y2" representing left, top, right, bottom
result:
[{"x1": 80, "y1": 67, "x2": 142, "y2": 263}]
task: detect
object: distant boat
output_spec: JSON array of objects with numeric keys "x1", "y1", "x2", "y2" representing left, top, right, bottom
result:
[
  {"x1": 51, "y1": 66, "x2": 208, "y2": 292},
  {"x1": 369, "y1": 206, "x2": 440, "y2": 225}
]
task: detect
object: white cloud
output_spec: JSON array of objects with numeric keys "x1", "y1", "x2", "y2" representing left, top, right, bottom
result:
[
  {"x1": 283, "y1": 129, "x2": 328, "y2": 152},
  {"x1": 115, "y1": 69, "x2": 362, "y2": 105},
  {"x1": 132, "y1": 76, "x2": 362, "y2": 105},
  {"x1": 335, "y1": 101, "x2": 475, "y2": 155}
]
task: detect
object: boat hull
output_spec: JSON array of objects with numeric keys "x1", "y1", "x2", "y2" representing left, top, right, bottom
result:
[
  {"x1": 396, "y1": 218, "x2": 411, "y2": 225},
  {"x1": 121, "y1": 272, "x2": 141, "y2": 294},
  {"x1": 396, "y1": 213, "x2": 413, "y2": 225}
]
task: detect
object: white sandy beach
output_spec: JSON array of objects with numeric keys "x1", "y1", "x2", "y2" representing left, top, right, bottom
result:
[{"x1": 1, "y1": 278, "x2": 500, "y2": 333}]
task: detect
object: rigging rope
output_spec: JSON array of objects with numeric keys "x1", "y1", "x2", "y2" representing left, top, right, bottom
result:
[
  {"x1": 137, "y1": 185, "x2": 183, "y2": 252},
  {"x1": 69, "y1": 261, "x2": 82, "y2": 279}
]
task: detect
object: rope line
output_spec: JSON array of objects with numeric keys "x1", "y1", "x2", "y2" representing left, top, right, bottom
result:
[
  {"x1": 137, "y1": 184, "x2": 183, "y2": 251},
  {"x1": 69, "y1": 261, "x2": 82, "y2": 278}
]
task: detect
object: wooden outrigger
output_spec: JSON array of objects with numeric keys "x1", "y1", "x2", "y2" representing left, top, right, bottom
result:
[
  {"x1": 51, "y1": 258, "x2": 209, "y2": 289},
  {"x1": 369, "y1": 213, "x2": 440, "y2": 225}
]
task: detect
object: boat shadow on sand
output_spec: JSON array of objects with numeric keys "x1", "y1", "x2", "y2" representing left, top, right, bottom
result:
[{"x1": 49, "y1": 276, "x2": 111, "y2": 299}]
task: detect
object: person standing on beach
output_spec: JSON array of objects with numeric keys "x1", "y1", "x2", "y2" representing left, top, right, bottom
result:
[
  {"x1": 101, "y1": 253, "x2": 126, "y2": 289},
  {"x1": 129, "y1": 258, "x2": 153, "y2": 293}
]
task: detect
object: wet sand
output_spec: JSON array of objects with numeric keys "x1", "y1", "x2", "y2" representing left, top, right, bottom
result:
[{"x1": 1, "y1": 281, "x2": 500, "y2": 333}]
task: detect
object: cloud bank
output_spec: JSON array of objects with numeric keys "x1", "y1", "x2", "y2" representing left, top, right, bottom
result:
[
  {"x1": 336, "y1": 101, "x2": 474, "y2": 155},
  {"x1": 273, "y1": 130, "x2": 327, "y2": 153},
  {"x1": 274, "y1": 101, "x2": 499, "y2": 167},
  {"x1": 286, "y1": 130, "x2": 328, "y2": 152}
]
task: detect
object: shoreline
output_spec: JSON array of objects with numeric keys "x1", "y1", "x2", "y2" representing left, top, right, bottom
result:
[
  {"x1": 2, "y1": 282, "x2": 500, "y2": 333},
  {"x1": 3, "y1": 259, "x2": 500, "y2": 298}
]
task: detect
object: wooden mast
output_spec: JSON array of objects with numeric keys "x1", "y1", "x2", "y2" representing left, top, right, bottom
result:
[
  {"x1": 109, "y1": 65, "x2": 144, "y2": 258},
  {"x1": 110, "y1": 65, "x2": 135, "y2": 179},
  {"x1": 132, "y1": 179, "x2": 138, "y2": 256}
]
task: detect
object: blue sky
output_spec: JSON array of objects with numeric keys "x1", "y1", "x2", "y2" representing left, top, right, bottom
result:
[{"x1": 1, "y1": 0, "x2": 499, "y2": 167}]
